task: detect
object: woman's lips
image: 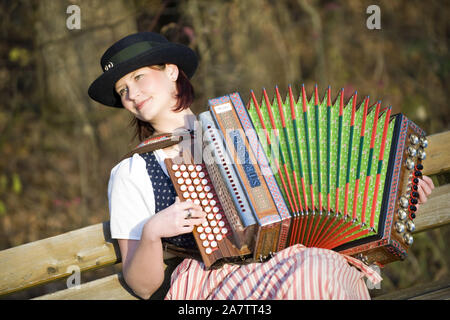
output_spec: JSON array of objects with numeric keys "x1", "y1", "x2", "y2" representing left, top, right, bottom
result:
[{"x1": 136, "y1": 98, "x2": 150, "y2": 111}]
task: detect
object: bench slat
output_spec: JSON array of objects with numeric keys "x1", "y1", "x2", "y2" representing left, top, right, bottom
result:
[
  {"x1": 0, "y1": 222, "x2": 118, "y2": 296},
  {"x1": 32, "y1": 273, "x2": 138, "y2": 300},
  {"x1": 422, "y1": 131, "x2": 450, "y2": 176},
  {"x1": 374, "y1": 277, "x2": 450, "y2": 300},
  {"x1": 413, "y1": 184, "x2": 450, "y2": 233},
  {"x1": 33, "y1": 257, "x2": 183, "y2": 300}
]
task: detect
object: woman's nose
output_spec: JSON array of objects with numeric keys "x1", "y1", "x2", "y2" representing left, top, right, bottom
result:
[{"x1": 127, "y1": 84, "x2": 141, "y2": 101}]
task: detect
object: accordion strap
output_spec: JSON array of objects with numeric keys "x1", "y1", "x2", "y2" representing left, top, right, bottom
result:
[{"x1": 121, "y1": 129, "x2": 194, "y2": 161}]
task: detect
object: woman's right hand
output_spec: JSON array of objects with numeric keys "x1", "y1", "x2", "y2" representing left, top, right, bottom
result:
[{"x1": 141, "y1": 197, "x2": 206, "y2": 243}]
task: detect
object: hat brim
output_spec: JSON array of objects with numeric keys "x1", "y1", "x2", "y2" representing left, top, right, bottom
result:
[{"x1": 88, "y1": 43, "x2": 197, "y2": 107}]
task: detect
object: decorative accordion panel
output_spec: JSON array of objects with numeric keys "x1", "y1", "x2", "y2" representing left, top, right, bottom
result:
[{"x1": 244, "y1": 85, "x2": 428, "y2": 265}]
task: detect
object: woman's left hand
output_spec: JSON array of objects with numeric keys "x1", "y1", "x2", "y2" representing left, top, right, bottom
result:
[{"x1": 416, "y1": 175, "x2": 435, "y2": 210}]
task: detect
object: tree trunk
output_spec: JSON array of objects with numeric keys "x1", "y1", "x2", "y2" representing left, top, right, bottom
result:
[{"x1": 34, "y1": 0, "x2": 137, "y2": 225}]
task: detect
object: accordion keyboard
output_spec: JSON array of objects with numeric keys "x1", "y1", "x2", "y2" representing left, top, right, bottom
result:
[{"x1": 165, "y1": 158, "x2": 251, "y2": 268}]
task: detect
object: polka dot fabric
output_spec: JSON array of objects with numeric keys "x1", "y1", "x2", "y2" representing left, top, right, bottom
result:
[{"x1": 140, "y1": 152, "x2": 197, "y2": 249}]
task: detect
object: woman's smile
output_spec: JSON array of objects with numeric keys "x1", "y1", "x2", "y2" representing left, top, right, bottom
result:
[{"x1": 136, "y1": 97, "x2": 152, "y2": 111}]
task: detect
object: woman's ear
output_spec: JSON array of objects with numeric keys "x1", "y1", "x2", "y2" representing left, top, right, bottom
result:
[{"x1": 165, "y1": 64, "x2": 179, "y2": 82}]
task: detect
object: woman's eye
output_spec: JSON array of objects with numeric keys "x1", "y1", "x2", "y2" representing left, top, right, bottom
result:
[
  {"x1": 118, "y1": 88, "x2": 128, "y2": 97},
  {"x1": 134, "y1": 74, "x2": 144, "y2": 81}
]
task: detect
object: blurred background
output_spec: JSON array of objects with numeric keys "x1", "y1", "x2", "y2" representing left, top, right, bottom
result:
[{"x1": 0, "y1": 0, "x2": 448, "y2": 298}]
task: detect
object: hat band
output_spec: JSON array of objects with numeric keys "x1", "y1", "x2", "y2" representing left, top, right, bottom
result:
[{"x1": 103, "y1": 41, "x2": 162, "y2": 72}]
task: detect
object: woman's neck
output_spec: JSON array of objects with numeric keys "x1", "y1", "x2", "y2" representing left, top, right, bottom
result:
[{"x1": 151, "y1": 108, "x2": 196, "y2": 135}]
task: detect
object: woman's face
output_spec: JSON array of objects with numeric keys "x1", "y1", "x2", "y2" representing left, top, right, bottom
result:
[{"x1": 114, "y1": 64, "x2": 179, "y2": 123}]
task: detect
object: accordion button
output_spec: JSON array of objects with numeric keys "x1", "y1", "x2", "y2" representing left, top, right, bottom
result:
[
  {"x1": 207, "y1": 213, "x2": 214, "y2": 220},
  {"x1": 202, "y1": 199, "x2": 209, "y2": 206},
  {"x1": 403, "y1": 233, "x2": 414, "y2": 245},
  {"x1": 399, "y1": 196, "x2": 409, "y2": 208},
  {"x1": 202, "y1": 221, "x2": 209, "y2": 227},
  {"x1": 406, "y1": 220, "x2": 416, "y2": 232},
  {"x1": 194, "y1": 179, "x2": 200, "y2": 186},
  {"x1": 409, "y1": 134, "x2": 419, "y2": 145},
  {"x1": 197, "y1": 226, "x2": 204, "y2": 233},
  {"x1": 216, "y1": 234, "x2": 223, "y2": 241},
  {"x1": 203, "y1": 240, "x2": 209, "y2": 248},
  {"x1": 204, "y1": 185, "x2": 211, "y2": 192},
  {"x1": 212, "y1": 206, "x2": 220, "y2": 213},
  {"x1": 190, "y1": 192, "x2": 197, "y2": 199},
  {"x1": 171, "y1": 164, "x2": 179, "y2": 171},
  {"x1": 201, "y1": 179, "x2": 208, "y2": 185},
  {"x1": 199, "y1": 233, "x2": 206, "y2": 240},
  {"x1": 409, "y1": 205, "x2": 417, "y2": 212},
  {"x1": 398, "y1": 209, "x2": 408, "y2": 221},
  {"x1": 179, "y1": 165, "x2": 186, "y2": 171},
  {"x1": 414, "y1": 171, "x2": 422, "y2": 177},
  {"x1": 174, "y1": 171, "x2": 181, "y2": 178},
  {"x1": 417, "y1": 149, "x2": 426, "y2": 160},
  {"x1": 204, "y1": 206, "x2": 211, "y2": 213},
  {"x1": 199, "y1": 172, "x2": 206, "y2": 178},
  {"x1": 210, "y1": 199, "x2": 217, "y2": 206},
  {"x1": 196, "y1": 165, "x2": 203, "y2": 172},
  {"x1": 194, "y1": 199, "x2": 200, "y2": 205},
  {"x1": 405, "y1": 158, "x2": 415, "y2": 170},
  {"x1": 180, "y1": 185, "x2": 187, "y2": 191},
  {"x1": 210, "y1": 220, "x2": 217, "y2": 227},
  {"x1": 411, "y1": 191, "x2": 419, "y2": 198},
  {"x1": 216, "y1": 213, "x2": 222, "y2": 220},
  {"x1": 205, "y1": 247, "x2": 213, "y2": 254},
  {"x1": 210, "y1": 241, "x2": 218, "y2": 248},
  {"x1": 207, "y1": 192, "x2": 214, "y2": 199},
  {"x1": 416, "y1": 163, "x2": 424, "y2": 170},
  {"x1": 188, "y1": 165, "x2": 195, "y2": 171},
  {"x1": 190, "y1": 171, "x2": 197, "y2": 178},
  {"x1": 208, "y1": 234, "x2": 215, "y2": 241},
  {"x1": 185, "y1": 178, "x2": 192, "y2": 185},
  {"x1": 183, "y1": 192, "x2": 190, "y2": 199},
  {"x1": 188, "y1": 185, "x2": 195, "y2": 192},
  {"x1": 205, "y1": 227, "x2": 212, "y2": 233},
  {"x1": 407, "y1": 146, "x2": 417, "y2": 157},
  {"x1": 199, "y1": 192, "x2": 206, "y2": 199},
  {"x1": 409, "y1": 212, "x2": 416, "y2": 219},
  {"x1": 182, "y1": 171, "x2": 189, "y2": 178},
  {"x1": 213, "y1": 227, "x2": 220, "y2": 234},
  {"x1": 420, "y1": 137, "x2": 428, "y2": 148},
  {"x1": 221, "y1": 228, "x2": 228, "y2": 235},
  {"x1": 395, "y1": 221, "x2": 405, "y2": 233},
  {"x1": 218, "y1": 221, "x2": 225, "y2": 228},
  {"x1": 410, "y1": 198, "x2": 418, "y2": 205}
]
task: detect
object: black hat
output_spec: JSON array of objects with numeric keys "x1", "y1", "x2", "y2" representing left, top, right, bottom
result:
[{"x1": 88, "y1": 32, "x2": 198, "y2": 108}]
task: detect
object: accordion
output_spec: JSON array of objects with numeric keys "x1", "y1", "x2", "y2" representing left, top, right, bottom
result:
[{"x1": 162, "y1": 85, "x2": 428, "y2": 269}]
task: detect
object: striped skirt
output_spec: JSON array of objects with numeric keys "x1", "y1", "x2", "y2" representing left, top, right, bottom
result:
[{"x1": 165, "y1": 244, "x2": 382, "y2": 300}]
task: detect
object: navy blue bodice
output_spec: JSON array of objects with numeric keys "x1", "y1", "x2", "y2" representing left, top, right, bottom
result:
[{"x1": 140, "y1": 152, "x2": 197, "y2": 249}]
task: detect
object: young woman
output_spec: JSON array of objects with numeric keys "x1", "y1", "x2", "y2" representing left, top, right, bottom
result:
[{"x1": 88, "y1": 32, "x2": 434, "y2": 300}]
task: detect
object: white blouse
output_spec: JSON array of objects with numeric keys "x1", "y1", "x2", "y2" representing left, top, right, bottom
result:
[{"x1": 107, "y1": 149, "x2": 169, "y2": 240}]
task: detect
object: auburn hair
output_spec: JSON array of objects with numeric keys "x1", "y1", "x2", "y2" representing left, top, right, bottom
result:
[{"x1": 130, "y1": 65, "x2": 195, "y2": 141}]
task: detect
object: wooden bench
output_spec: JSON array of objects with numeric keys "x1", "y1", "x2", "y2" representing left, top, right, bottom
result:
[{"x1": 1, "y1": 131, "x2": 449, "y2": 300}]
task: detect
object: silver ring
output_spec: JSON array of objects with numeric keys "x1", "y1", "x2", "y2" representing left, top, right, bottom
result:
[{"x1": 185, "y1": 208, "x2": 192, "y2": 219}]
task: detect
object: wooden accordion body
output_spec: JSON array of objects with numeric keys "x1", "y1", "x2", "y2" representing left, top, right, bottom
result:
[{"x1": 164, "y1": 86, "x2": 428, "y2": 269}]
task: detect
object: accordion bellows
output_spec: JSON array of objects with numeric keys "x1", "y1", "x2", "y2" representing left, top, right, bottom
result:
[{"x1": 163, "y1": 85, "x2": 428, "y2": 268}]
